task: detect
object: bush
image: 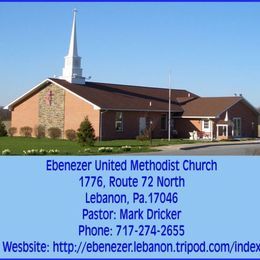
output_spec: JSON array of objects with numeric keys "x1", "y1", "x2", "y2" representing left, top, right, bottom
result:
[
  {"x1": 35, "y1": 125, "x2": 45, "y2": 138},
  {"x1": 77, "y1": 116, "x2": 96, "y2": 146},
  {"x1": 8, "y1": 127, "x2": 17, "y2": 137},
  {"x1": 2, "y1": 149, "x2": 11, "y2": 155},
  {"x1": 98, "y1": 147, "x2": 113, "y2": 153},
  {"x1": 0, "y1": 120, "x2": 7, "y2": 137},
  {"x1": 48, "y1": 127, "x2": 61, "y2": 139},
  {"x1": 0, "y1": 125, "x2": 7, "y2": 137},
  {"x1": 23, "y1": 149, "x2": 60, "y2": 155},
  {"x1": 65, "y1": 129, "x2": 77, "y2": 141},
  {"x1": 20, "y1": 126, "x2": 33, "y2": 137},
  {"x1": 48, "y1": 149, "x2": 60, "y2": 155},
  {"x1": 121, "y1": 145, "x2": 132, "y2": 152}
]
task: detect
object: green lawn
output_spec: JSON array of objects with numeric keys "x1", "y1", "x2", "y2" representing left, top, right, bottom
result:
[{"x1": 0, "y1": 136, "x2": 198, "y2": 155}]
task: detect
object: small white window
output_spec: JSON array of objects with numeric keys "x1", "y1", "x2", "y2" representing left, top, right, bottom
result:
[
  {"x1": 202, "y1": 120, "x2": 210, "y2": 131},
  {"x1": 115, "y1": 112, "x2": 123, "y2": 132}
]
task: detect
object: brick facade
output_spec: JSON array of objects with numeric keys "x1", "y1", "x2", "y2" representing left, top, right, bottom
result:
[
  {"x1": 11, "y1": 92, "x2": 39, "y2": 135},
  {"x1": 11, "y1": 82, "x2": 100, "y2": 138},
  {"x1": 101, "y1": 111, "x2": 180, "y2": 140},
  {"x1": 64, "y1": 90, "x2": 100, "y2": 137},
  {"x1": 10, "y1": 81, "x2": 259, "y2": 140},
  {"x1": 175, "y1": 100, "x2": 258, "y2": 139}
]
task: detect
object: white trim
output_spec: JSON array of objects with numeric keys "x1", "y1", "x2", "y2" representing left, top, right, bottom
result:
[
  {"x1": 4, "y1": 79, "x2": 50, "y2": 109},
  {"x1": 215, "y1": 99, "x2": 241, "y2": 118},
  {"x1": 47, "y1": 79, "x2": 101, "y2": 110},
  {"x1": 178, "y1": 116, "x2": 216, "y2": 119},
  {"x1": 202, "y1": 119, "x2": 210, "y2": 132},
  {"x1": 5, "y1": 78, "x2": 101, "y2": 111},
  {"x1": 216, "y1": 124, "x2": 229, "y2": 139},
  {"x1": 233, "y1": 117, "x2": 242, "y2": 137},
  {"x1": 115, "y1": 111, "x2": 124, "y2": 132}
]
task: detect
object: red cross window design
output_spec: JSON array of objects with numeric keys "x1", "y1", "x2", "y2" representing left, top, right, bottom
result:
[{"x1": 45, "y1": 90, "x2": 54, "y2": 106}]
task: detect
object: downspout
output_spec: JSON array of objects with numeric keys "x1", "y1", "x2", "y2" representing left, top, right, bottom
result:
[
  {"x1": 99, "y1": 110, "x2": 108, "y2": 142},
  {"x1": 258, "y1": 114, "x2": 260, "y2": 138}
]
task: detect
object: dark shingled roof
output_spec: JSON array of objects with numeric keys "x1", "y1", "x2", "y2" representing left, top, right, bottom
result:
[
  {"x1": 8, "y1": 78, "x2": 257, "y2": 118},
  {"x1": 182, "y1": 96, "x2": 243, "y2": 117},
  {"x1": 50, "y1": 78, "x2": 198, "y2": 112}
]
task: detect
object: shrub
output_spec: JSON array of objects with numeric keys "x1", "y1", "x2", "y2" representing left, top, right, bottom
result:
[
  {"x1": 20, "y1": 126, "x2": 33, "y2": 137},
  {"x1": 48, "y1": 127, "x2": 61, "y2": 139},
  {"x1": 2, "y1": 149, "x2": 11, "y2": 155},
  {"x1": 0, "y1": 120, "x2": 7, "y2": 137},
  {"x1": 23, "y1": 149, "x2": 60, "y2": 155},
  {"x1": 98, "y1": 147, "x2": 113, "y2": 153},
  {"x1": 48, "y1": 149, "x2": 60, "y2": 155},
  {"x1": 8, "y1": 127, "x2": 17, "y2": 137},
  {"x1": 65, "y1": 129, "x2": 77, "y2": 141},
  {"x1": 121, "y1": 145, "x2": 131, "y2": 152},
  {"x1": 23, "y1": 149, "x2": 41, "y2": 155},
  {"x1": 35, "y1": 125, "x2": 45, "y2": 138},
  {"x1": 77, "y1": 116, "x2": 96, "y2": 146}
]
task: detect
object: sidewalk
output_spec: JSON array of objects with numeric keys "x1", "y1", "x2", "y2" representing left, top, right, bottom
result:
[{"x1": 156, "y1": 139, "x2": 260, "y2": 152}]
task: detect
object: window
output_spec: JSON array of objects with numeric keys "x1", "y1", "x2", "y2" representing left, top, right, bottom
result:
[
  {"x1": 115, "y1": 112, "x2": 123, "y2": 132},
  {"x1": 202, "y1": 120, "x2": 210, "y2": 131},
  {"x1": 233, "y1": 117, "x2": 241, "y2": 137},
  {"x1": 161, "y1": 114, "x2": 167, "y2": 130}
]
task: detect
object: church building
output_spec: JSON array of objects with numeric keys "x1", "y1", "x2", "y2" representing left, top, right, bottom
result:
[{"x1": 5, "y1": 11, "x2": 260, "y2": 140}]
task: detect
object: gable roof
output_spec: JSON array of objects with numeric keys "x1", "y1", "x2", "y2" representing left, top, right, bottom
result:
[
  {"x1": 6, "y1": 78, "x2": 257, "y2": 117},
  {"x1": 51, "y1": 78, "x2": 198, "y2": 112},
  {"x1": 6, "y1": 78, "x2": 198, "y2": 113},
  {"x1": 181, "y1": 96, "x2": 244, "y2": 118}
]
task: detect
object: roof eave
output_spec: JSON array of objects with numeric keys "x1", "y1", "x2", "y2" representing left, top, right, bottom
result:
[
  {"x1": 179, "y1": 115, "x2": 216, "y2": 119},
  {"x1": 5, "y1": 78, "x2": 101, "y2": 111},
  {"x1": 5, "y1": 79, "x2": 50, "y2": 110},
  {"x1": 48, "y1": 78, "x2": 101, "y2": 110},
  {"x1": 101, "y1": 108, "x2": 183, "y2": 113},
  {"x1": 215, "y1": 98, "x2": 242, "y2": 118}
]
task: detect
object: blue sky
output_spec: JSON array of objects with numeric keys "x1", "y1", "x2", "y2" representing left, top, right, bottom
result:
[{"x1": 1, "y1": 2, "x2": 260, "y2": 107}]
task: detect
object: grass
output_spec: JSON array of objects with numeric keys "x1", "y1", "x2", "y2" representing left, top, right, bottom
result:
[{"x1": 0, "y1": 136, "x2": 200, "y2": 155}]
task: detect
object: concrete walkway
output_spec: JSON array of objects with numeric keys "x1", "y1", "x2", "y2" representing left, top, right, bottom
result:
[{"x1": 154, "y1": 139, "x2": 260, "y2": 152}]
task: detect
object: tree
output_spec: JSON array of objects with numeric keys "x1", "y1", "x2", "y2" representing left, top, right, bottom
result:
[
  {"x1": 0, "y1": 106, "x2": 11, "y2": 121},
  {"x1": 77, "y1": 116, "x2": 96, "y2": 146},
  {"x1": 0, "y1": 120, "x2": 7, "y2": 137},
  {"x1": 257, "y1": 107, "x2": 260, "y2": 113}
]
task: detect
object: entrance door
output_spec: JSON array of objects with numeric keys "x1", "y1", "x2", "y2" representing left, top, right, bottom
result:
[
  {"x1": 233, "y1": 118, "x2": 241, "y2": 137},
  {"x1": 139, "y1": 117, "x2": 146, "y2": 135},
  {"x1": 217, "y1": 125, "x2": 228, "y2": 139}
]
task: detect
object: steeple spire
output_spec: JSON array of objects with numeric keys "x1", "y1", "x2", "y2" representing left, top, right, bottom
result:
[
  {"x1": 61, "y1": 9, "x2": 85, "y2": 84},
  {"x1": 68, "y1": 9, "x2": 78, "y2": 57}
]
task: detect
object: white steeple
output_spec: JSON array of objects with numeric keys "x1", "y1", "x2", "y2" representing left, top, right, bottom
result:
[{"x1": 61, "y1": 9, "x2": 85, "y2": 84}]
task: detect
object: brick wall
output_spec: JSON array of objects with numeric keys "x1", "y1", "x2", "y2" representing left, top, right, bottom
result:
[
  {"x1": 101, "y1": 111, "x2": 179, "y2": 140},
  {"x1": 175, "y1": 118, "x2": 201, "y2": 138},
  {"x1": 219, "y1": 100, "x2": 258, "y2": 138},
  {"x1": 11, "y1": 92, "x2": 39, "y2": 136},
  {"x1": 175, "y1": 100, "x2": 259, "y2": 139},
  {"x1": 11, "y1": 82, "x2": 100, "y2": 138},
  {"x1": 64, "y1": 90, "x2": 100, "y2": 137}
]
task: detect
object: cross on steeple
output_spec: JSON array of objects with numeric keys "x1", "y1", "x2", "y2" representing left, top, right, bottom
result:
[{"x1": 60, "y1": 9, "x2": 85, "y2": 84}]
